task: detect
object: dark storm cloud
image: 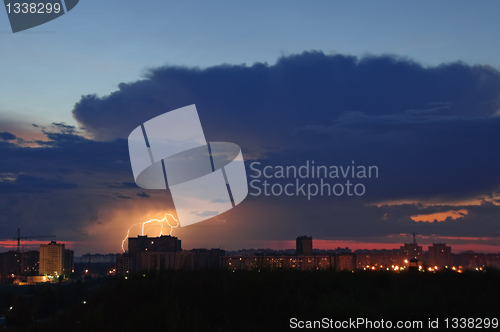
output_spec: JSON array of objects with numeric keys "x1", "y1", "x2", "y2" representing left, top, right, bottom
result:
[
  {"x1": 0, "y1": 118, "x2": 185, "y2": 248},
  {"x1": 73, "y1": 51, "x2": 500, "y2": 142},
  {"x1": 68, "y1": 51, "x2": 500, "y2": 243},
  {"x1": 178, "y1": 195, "x2": 500, "y2": 248},
  {"x1": 48, "y1": 122, "x2": 78, "y2": 135},
  {"x1": 0, "y1": 132, "x2": 16, "y2": 140},
  {"x1": 0, "y1": 128, "x2": 130, "y2": 176},
  {"x1": 0, "y1": 174, "x2": 77, "y2": 193},
  {"x1": 2, "y1": 52, "x2": 500, "y2": 249},
  {"x1": 137, "y1": 192, "x2": 151, "y2": 198},
  {"x1": 278, "y1": 113, "x2": 500, "y2": 202},
  {"x1": 0, "y1": 127, "x2": 156, "y2": 240},
  {"x1": 107, "y1": 182, "x2": 139, "y2": 188},
  {"x1": 70, "y1": 52, "x2": 500, "y2": 202}
]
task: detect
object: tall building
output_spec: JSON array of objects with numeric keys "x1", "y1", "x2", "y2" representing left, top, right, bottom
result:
[
  {"x1": 400, "y1": 232, "x2": 422, "y2": 262},
  {"x1": 116, "y1": 253, "x2": 133, "y2": 276},
  {"x1": 117, "y1": 235, "x2": 227, "y2": 275},
  {"x1": 65, "y1": 248, "x2": 74, "y2": 275},
  {"x1": 0, "y1": 251, "x2": 21, "y2": 277},
  {"x1": 428, "y1": 243, "x2": 452, "y2": 268},
  {"x1": 126, "y1": 235, "x2": 182, "y2": 274},
  {"x1": 117, "y1": 242, "x2": 224, "y2": 275},
  {"x1": 39, "y1": 241, "x2": 73, "y2": 277},
  {"x1": 400, "y1": 243, "x2": 422, "y2": 261},
  {"x1": 296, "y1": 236, "x2": 313, "y2": 255}
]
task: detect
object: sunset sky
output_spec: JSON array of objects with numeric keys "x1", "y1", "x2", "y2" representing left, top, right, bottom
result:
[{"x1": 1, "y1": 1, "x2": 500, "y2": 255}]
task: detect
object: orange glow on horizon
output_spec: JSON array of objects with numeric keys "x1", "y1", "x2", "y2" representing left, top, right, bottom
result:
[
  {"x1": 373, "y1": 197, "x2": 499, "y2": 207},
  {"x1": 0, "y1": 239, "x2": 76, "y2": 251},
  {"x1": 411, "y1": 209, "x2": 468, "y2": 222},
  {"x1": 253, "y1": 239, "x2": 500, "y2": 254},
  {"x1": 417, "y1": 235, "x2": 498, "y2": 241}
]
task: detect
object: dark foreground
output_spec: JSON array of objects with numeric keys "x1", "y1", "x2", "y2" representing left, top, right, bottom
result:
[{"x1": 1, "y1": 269, "x2": 499, "y2": 331}]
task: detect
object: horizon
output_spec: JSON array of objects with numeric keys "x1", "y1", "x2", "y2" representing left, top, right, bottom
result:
[
  {"x1": 2, "y1": 235, "x2": 500, "y2": 256},
  {"x1": 2, "y1": 1, "x2": 500, "y2": 264}
]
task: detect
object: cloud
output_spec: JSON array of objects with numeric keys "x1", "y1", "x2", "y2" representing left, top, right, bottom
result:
[
  {"x1": 190, "y1": 210, "x2": 219, "y2": 217},
  {"x1": 210, "y1": 198, "x2": 231, "y2": 203},
  {"x1": 47, "y1": 122, "x2": 78, "y2": 135},
  {"x1": 0, "y1": 132, "x2": 16, "y2": 140},
  {"x1": 73, "y1": 51, "x2": 500, "y2": 142},
  {"x1": 0, "y1": 174, "x2": 77, "y2": 193},
  {"x1": 108, "y1": 182, "x2": 137, "y2": 188},
  {"x1": 2, "y1": 51, "x2": 500, "y2": 253},
  {"x1": 69, "y1": 51, "x2": 500, "y2": 203}
]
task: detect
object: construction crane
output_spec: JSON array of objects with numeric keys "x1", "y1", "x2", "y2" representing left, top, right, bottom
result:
[{"x1": 13, "y1": 228, "x2": 56, "y2": 252}]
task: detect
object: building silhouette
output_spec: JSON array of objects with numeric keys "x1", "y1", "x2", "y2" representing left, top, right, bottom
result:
[
  {"x1": 428, "y1": 243, "x2": 452, "y2": 269},
  {"x1": 117, "y1": 235, "x2": 224, "y2": 275},
  {"x1": 336, "y1": 253, "x2": 356, "y2": 271},
  {"x1": 356, "y1": 249, "x2": 400, "y2": 270},
  {"x1": 22, "y1": 250, "x2": 40, "y2": 276},
  {"x1": 222, "y1": 254, "x2": 336, "y2": 271},
  {"x1": 408, "y1": 258, "x2": 419, "y2": 272},
  {"x1": 116, "y1": 253, "x2": 133, "y2": 276},
  {"x1": 222, "y1": 236, "x2": 358, "y2": 272},
  {"x1": 296, "y1": 236, "x2": 313, "y2": 255},
  {"x1": 0, "y1": 251, "x2": 22, "y2": 277},
  {"x1": 400, "y1": 232, "x2": 422, "y2": 261}
]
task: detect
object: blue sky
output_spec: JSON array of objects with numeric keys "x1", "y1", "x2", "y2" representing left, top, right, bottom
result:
[{"x1": 1, "y1": 0, "x2": 500, "y2": 128}]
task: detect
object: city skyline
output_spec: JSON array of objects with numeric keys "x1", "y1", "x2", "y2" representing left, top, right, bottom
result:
[{"x1": 2, "y1": 231, "x2": 500, "y2": 256}]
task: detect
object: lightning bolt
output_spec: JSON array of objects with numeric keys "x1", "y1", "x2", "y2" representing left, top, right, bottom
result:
[{"x1": 121, "y1": 213, "x2": 180, "y2": 252}]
